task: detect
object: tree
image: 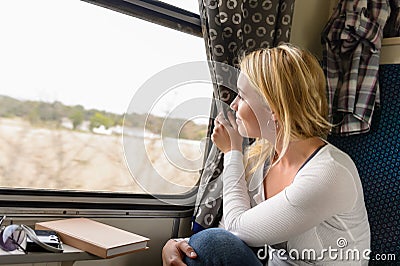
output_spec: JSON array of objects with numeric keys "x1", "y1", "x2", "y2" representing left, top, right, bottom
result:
[
  {"x1": 89, "y1": 112, "x2": 114, "y2": 130},
  {"x1": 27, "y1": 106, "x2": 40, "y2": 124},
  {"x1": 69, "y1": 106, "x2": 84, "y2": 130}
]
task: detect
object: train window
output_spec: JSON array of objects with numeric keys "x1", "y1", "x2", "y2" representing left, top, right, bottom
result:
[
  {"x1": 160, "y1": 0, "x2": 200, "y2": 14},
  {"x1": 0, "y1": 1, "x2": 211, "y2": 195}
]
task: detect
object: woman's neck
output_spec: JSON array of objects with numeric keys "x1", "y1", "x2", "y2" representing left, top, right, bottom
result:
[{"x1": 274, "y1": 137, "x2": 325, "y2": 168}]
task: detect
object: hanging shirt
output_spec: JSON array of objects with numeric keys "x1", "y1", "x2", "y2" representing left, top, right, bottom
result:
[{"x1": 322, "y1": 0, "x2": 390, "y2": 135}]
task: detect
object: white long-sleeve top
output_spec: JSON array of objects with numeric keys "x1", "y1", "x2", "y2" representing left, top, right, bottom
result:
[{"x1": 221, "y1": 143, "x2": 370, "y2": 265}]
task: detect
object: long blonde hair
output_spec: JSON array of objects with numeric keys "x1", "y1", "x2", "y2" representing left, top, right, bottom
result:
[{"x1": 239, "y1": 44, "x2": 331, "y2": 175}]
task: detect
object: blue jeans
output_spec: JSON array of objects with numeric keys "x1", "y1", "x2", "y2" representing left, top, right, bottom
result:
[{"x1": 184, "y1": 228, "x2": 265, "y2": 266}]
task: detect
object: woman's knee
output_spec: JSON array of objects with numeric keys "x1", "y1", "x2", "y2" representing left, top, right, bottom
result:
[
  {"x1": 185, "y1": 228, "x2": 262, "y2": 266},
  {"x1": 188, "y1": 228, "x2": 239, "y2": 253}
]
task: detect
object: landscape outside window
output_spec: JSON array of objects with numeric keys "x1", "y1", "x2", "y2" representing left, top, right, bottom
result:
[{"x1": 0, "y1": 1, "x2": 211, "y2": 194}]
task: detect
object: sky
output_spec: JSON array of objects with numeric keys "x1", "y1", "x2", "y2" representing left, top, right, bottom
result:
[{"x1": 0, "y1": 0, "x2": 212, "y2": 120}]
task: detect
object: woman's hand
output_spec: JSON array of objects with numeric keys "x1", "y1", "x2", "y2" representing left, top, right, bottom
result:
[
  {"x1": 211, "y1": 111, "x2": 243, "y2": 153},
  {"x1": 162, "y1": 239, "x2": 197, "y2": 266}
]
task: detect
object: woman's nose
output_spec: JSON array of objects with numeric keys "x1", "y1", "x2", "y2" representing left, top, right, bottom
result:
[{"x1": 230, "y1": 96, "x2": 238, "y2": 110}]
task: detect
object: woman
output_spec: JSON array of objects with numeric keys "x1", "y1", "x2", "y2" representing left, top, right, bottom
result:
[{"x1": 162, "y1": 44, "x2": 370, "y2": 265}]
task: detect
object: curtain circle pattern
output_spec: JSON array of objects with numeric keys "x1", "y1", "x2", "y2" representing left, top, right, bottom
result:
[{"x1": 193, "y1": 0, "x2": 295, "y2": 233}]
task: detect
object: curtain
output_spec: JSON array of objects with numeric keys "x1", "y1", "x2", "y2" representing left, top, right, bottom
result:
[{"x1": 192, "y1": 0, "x2": 296, "y2": 233}]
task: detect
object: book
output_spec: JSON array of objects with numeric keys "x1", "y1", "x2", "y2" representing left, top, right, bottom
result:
[{"x1": 35, "y1": 218, "x2": 149, "y2": 258}]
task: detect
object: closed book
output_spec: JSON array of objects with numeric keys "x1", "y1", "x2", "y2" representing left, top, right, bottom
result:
[{"x1": 35, "y1": 218, "x2": 149, "y2": 258}]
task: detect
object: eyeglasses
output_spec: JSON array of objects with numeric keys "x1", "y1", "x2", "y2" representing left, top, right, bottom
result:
[
  {"x1": 0, "y1": 215, "x2": 27, "y2": 253},
  {"x1": 0, "y1": 215, "x2": 63, "y2": 253}
]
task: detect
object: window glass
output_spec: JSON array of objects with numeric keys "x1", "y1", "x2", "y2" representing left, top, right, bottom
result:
[
  {"x1": 161, "y1": 0, "x2": 200, "y2": 14},
  {"x1": 0, "y1": 0, "x2": 211, "y2": 194}
]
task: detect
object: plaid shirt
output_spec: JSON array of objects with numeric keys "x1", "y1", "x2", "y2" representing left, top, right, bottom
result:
[{"x1": 322, "y1": 0, "x2": 390, "y2": 135}]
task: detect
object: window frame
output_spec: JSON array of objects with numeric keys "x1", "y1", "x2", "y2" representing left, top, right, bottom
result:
[
  {"x1": 0, "y1": 0, "x2": 206, "y2": 212},
  {"x1": 83, "y1": 0, "x2": 202, "y2": 37}
]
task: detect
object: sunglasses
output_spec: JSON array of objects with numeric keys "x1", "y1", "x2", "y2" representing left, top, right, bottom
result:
[
  {"x1": 0, "y1": 216, "x2": 27, "y2": 253},
  {"x1": 0, "y1": 216, "x2": 63, "y2": 253}
]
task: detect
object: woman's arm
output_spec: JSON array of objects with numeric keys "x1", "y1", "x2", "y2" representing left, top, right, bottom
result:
[{"x1": 222, "y1": 150, "x2": 358, "y2": 247}]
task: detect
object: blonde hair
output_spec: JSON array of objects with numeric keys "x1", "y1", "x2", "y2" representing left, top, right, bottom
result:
[{"x1": 239, "y1": 44, "x2": 331, "y2": 175}]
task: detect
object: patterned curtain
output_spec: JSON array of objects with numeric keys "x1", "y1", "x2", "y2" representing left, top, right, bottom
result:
[{"x1": 192, "y1": 0, "x2": 296, "y2": 233}]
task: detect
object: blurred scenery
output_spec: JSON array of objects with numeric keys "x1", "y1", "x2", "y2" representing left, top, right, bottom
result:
[
  {"x1": 0, "y1": 95, "x2": 207, "y2": 194},
  {"x1": 0, "y1": 0, "x2": 211, "y2": 194}
]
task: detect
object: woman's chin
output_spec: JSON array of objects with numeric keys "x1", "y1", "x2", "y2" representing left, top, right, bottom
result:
[
  {"x1": 238, "y1": 127, "x2": 250, "y2": 138},
  {"x1": 238, "y1": 126, "x2": 261, "y2": 139}
]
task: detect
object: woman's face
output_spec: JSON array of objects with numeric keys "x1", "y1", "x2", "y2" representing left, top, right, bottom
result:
[
  {"x1": 230, "y1": 73, "x2": 276, "y2": 144},
  {"x1": 230, "y1": 78, "x2": 260, "y2": 138}
]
